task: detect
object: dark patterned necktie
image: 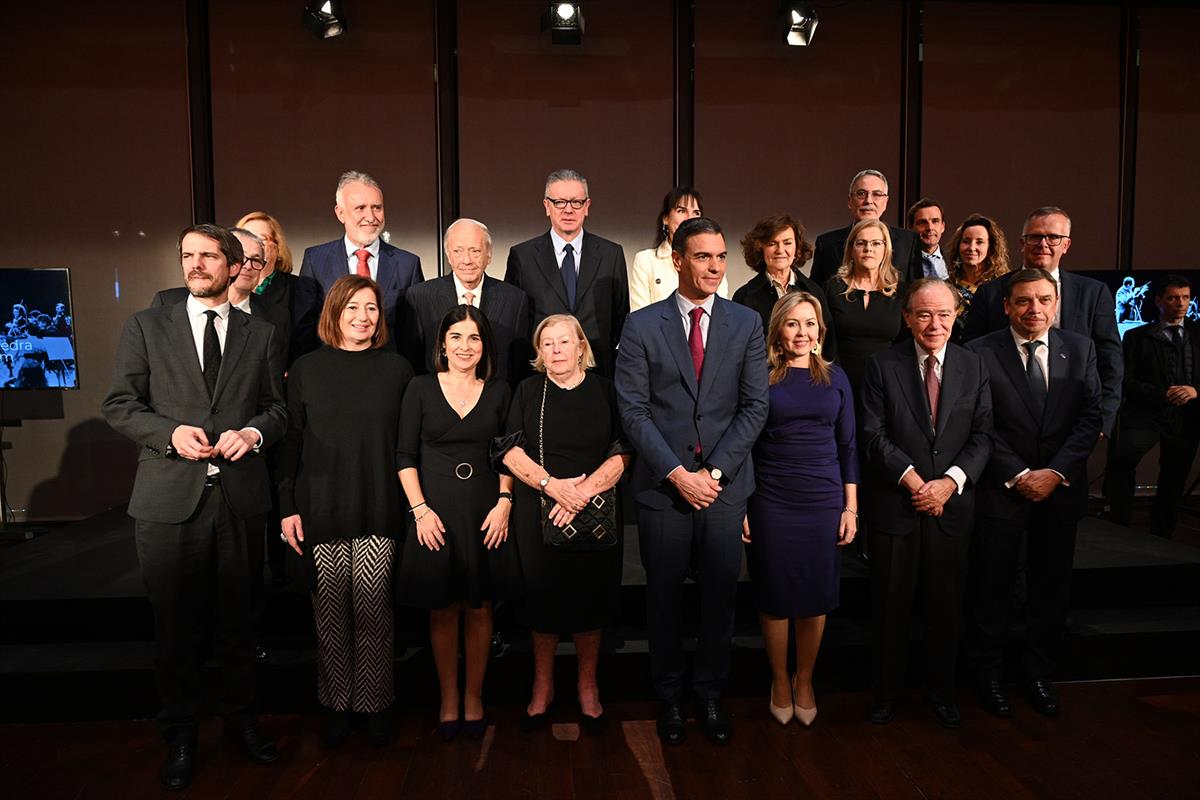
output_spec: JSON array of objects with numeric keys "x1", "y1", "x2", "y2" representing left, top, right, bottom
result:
[
  {"x1": 203, "y1": 310, "x2": 221, "y2": 397},
  {"x1": 1023, "y1": 340, "x2": 1046, "y2": 412},
  {"x1": 561, "y1": 243, "x2": 577, "y2": 311}
]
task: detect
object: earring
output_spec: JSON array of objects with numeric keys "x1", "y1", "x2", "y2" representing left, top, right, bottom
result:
[
  {"x1": 661, "y1": 222, "x2": 669, "y2": 240},
  {"x1": 811, "y1": 342, "x2": 821, "y2": 356}
]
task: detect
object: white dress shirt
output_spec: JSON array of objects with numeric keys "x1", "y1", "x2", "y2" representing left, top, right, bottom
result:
[
  {"x1": 453, "y1": 273, "x2": 483, "y2": 307},
  {"x1": 550, "y1": 228, "x2": 584, "y2": 273},
  {"x1": 674, "y1": 291, "x2": 714, "y2": 347},
  {"x1": 899, "y1": 341, "x2": 967, "y2": 494},
  {"x1": 1004, "y1": 327, "x2": 1065, "y2": 487},
  {"x1": 1046, "y1": 266, "x2": 1062, "y2": 328},
  {"x1": 344, "y1": 235, "x2": 381, "y2": 280}
]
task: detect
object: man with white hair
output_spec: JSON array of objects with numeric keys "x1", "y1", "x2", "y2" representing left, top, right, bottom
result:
[
  {"x1": 293, "y1": 170, "x2": 423, "y2": 356},
  {"x1": 402, "y1": 218, "x2": 530, "y2": 383}
]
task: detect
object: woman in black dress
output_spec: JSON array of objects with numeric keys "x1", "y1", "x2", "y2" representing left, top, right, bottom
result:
[
  {"x1": 277, "y1": 274, "x2": 414, "y2": 748},
  {"x1": 824, "y1": 218, "x2": 907, "y2": 396},
  {"x1": 396, "y1": 305, "x2": 515, "y2": 741},
  {"x1": 495, "y1": 314, "x2": 631, "y2": 733},
  {"x1": 732, "y1": 214, "x2": 838, "y2": 361}
]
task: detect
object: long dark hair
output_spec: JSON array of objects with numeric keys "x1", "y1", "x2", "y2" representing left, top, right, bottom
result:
[
  {"x1": 654, "y1": 186, "x2": 704, "y2": 247},
  {"x1": 433, "y1": 305, "x2": 496, "y2": 381}
]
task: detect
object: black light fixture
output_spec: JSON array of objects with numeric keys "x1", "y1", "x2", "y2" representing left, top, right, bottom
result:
[
  {"x1": 543, "y1": 2, "x2": 584, "y2": 46},
  {"x1": 303, "y1": 0, "x2": 346, "y2": 40},
  {"x1": 783, "y1": 2, "x2": 818, "y2": 47}
]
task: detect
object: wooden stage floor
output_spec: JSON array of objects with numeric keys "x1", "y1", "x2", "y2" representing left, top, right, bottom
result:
[{"x1": 2, "y1": 677, "x2": 1197, "y2": 799}]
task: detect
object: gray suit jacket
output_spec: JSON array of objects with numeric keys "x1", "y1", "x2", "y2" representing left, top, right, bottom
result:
[{"x1": 102, "y1": 301, "x2": 287, "y2": 523}]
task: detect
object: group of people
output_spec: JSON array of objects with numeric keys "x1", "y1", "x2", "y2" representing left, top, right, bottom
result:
[{"x1": 101, "y1": 165, "x2": 1198, "y2": 790}]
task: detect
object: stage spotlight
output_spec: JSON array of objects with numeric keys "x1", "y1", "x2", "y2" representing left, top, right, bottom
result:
[
  {"x1": 303, "y1": 0, "x2": 346, "y2": 40},
  {"x1": 783, "y1": 2, "x2": 818, "y2": 47},
  {"x1": 543, "y1": 2, "x2": 584, "y2": 46}
]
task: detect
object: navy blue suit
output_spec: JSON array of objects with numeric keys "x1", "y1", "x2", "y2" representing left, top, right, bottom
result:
[
  {"x1": 293, "y1": 238, "x2": 423, "y2": 356},
  {"x1": 965, "y1": 327, "x2": 1102, "y2": 682},
  {"x1": 616, "y1": 293, "x2": 769, "y2": 700}
]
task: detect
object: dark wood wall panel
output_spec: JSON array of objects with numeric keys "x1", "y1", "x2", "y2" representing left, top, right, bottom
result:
[{"x1": 922, "y1": 2, "x2": 1122, "y2": 269}]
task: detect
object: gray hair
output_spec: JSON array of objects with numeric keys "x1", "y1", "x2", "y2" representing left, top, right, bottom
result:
[
  {"x1": 545, "y1": 168, "x2": 589, "y2": 197},
  {"x1": 443, "y1": 218, "x2": 493, "y2": 252},
  {"x1": 1023, "y1": 205, "x2": 1072, "y2": 235},
  {"x1": 229, "y1": 227, "x2": 265, "y2": 253},
  {"x1": 335, "y1": 170, "x2": 382, "y2": 206},
  {"x1": 848, "y1": 168, "x2": 889, "y2": 194}
]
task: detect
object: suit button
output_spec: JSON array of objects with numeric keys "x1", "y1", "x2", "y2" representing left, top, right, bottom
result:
[
  {"x1": 933, "y1": 449, "x2": 940, "y2": 455},
  {"x1": 695, "y1": 415, "x2": 703, "y2": 421}
]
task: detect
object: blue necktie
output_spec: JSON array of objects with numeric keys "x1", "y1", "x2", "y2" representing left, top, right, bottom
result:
[{"x1": 561, "y1": 243, "x2": 577, "y2": 311}]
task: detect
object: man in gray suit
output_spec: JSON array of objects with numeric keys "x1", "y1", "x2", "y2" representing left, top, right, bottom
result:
[{"x1": 103, "y1": 223, "x2": 287, "y2": 790}]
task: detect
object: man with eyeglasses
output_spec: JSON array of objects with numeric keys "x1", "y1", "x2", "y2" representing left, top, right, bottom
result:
[
  {"x1": 963, "y1": 206, "x2": 1121, "y2": 436},
  {"x1": 402, "y1": 218, "x2": 530, "y2": 383},
  {"x1": 859, "y1": 278, "x2": 992, "y2": 729},
  {"x1": 810, "y1": 169, "x2": 926, "y2": 287},
  {"x1": 293, "y1": 170, "x2": 424, "y2": 357},
  {"x1": 505, "y1": 168, "x2": 629, "y2": 377}
]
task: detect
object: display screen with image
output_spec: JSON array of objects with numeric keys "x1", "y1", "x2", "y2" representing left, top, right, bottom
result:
[
  {"x1": 0, "y1": 268, "x2": 79, "y2": 389},
  {"x1": 1075, "y1": 270, "x2": 1200, "y2": 341}
]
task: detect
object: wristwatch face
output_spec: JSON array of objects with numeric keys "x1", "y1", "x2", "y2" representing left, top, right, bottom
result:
[
  {"x1": 539, "y1": 476, "x2": 550, "y2": 489},
  {"x1": 710, "y1": 468, "x2": 723, "y2": 481}
]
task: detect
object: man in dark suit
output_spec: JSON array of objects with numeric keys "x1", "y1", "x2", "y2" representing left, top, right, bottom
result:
[
  {"x1": 962, "y1": 206, "x2": 1122, "y2": 435},
  {"x1": 907, "y1": 198, "x2": 949, "y2": 280},
  {"x1": 293, "y1": 170, "x2": 423, "y2": 356},
  {"x1": 965, "y1": 269, "x2": 1103, "y2": 719},
  {"x1": 860, "y1": 278, "x2": 992, "y2": 729},
  {"x1": 505, "y1": 168, "x2": 629, "y2": 377},
  {"x1": 102, "y1": 224, "x2": 288, "y2": 790},
  {"x1": 402, "y1": 218, "x2": 530, "y2": 383},
  {"x1": 810, "y1": 169, "x2": 925, "y2": 286},
  {"x1": 1105, "y1": 275, "x2": 1200, "y2": 538},
  {"x1": 615, "y1": 217, "x2": 769, "y2": 746}
]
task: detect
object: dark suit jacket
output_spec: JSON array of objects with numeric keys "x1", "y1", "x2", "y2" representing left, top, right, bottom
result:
[
  {"x1": 1118, "y1": 320, "x2": 1200, "y2": 436},
  {"x1": 961, "y1": 269, "x2": 1122, "y2": 436},
  {"x1": 859, "y1": 341, "x2": 992, "y2": 536},
  {"x1": 966, "y1": 328, "x2": 1103, "y2": 522},
  {"x1": 102, "y1": 302, "x2": 288, "y2": 523},
  {"x1": 810, "y1": 223, "x2": 924, "y2": 287},
  {"x1": 400, "y1": 274, "x2": 531, "y2": 382},
  {"x1": 505, "y1": 230, "x2": 628, "y2": 377},
  {"x1": 615, "y1": 294, "x2": 769, "y2": 510},
  {"x1": 293, "y1": 238, "x2": 423, "y2": 357},
  {"x1": 150, "y1": 287, "x2": 290, "y2": 376},
  {"x1": 730, "y1": 269, "x2": 839, "y2": 363}
]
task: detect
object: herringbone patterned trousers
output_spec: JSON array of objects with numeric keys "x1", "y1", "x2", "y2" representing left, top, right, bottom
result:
[{"x1": 311, "y1": 535, "x2": 395, "y2": 712}]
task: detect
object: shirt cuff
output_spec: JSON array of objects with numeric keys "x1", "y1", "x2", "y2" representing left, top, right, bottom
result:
[
  {"x1": 245, "y1": 427, "x2": 264, "y2": 452},
  {"x1": 1049, "y1": 469, "x2": 1069, "y2": 487},
  {"x1": 665, "y1": 464, "x2": 686, "y2": 482},
  {"x1": 898, "y1": 465, "x2": 915, "y2": 485},
  {"x1": 1005, "y1": 467, "x2": 1030, "y2": 489},
  {"x1": 944, "y1": 466, "x2": 967, "y2": 495}
]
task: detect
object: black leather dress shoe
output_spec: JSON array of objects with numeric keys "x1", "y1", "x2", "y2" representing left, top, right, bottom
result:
[
  {"x1": 656, "y1": 699, "x2": 686, "y2": 746},
  {"x1": 976, "y1": 680, "x2": 1011, "y2": 718},
  {"x1": 698, "y1": 699, "x2": 731, "y2": 746},
  {"x1": 580, "y1": 711, "x2": 608, "y2": 735},
  {"x1": 228, "y1": 724, "x2": 280, "y2": 764},
  {"x1": 868, "y1": 699, "x2": 896, "y2": 725},
  {"x1": 160, "y1": 743, "x2": 196, "y2": 791},
  {"x1": 1025, "y1": 679, "x2": 1060, "y2": 717},
  {"x1": 520, "y1": 706, "x2": 552, "y2": 733},
  {"x1": 322, "y1": 710, "x2": 352, "y2": 748},
  {"x1": 927, "y1": 699, "x2": 962, "y2": 730},
  {"x1": 367, "y1": 710, "x2": 394, "y2": 747}
]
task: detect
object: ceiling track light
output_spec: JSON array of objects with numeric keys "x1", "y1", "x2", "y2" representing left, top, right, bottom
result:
[
  {"x1": 303, "y1": 0, "x2": 346, "y2": 40},
  {"x1": 782, "y1": 2, "x2": 818, "y2": 47},
  {"x1": 542, "y1": 2, "x2": 584, "y2": 46}
]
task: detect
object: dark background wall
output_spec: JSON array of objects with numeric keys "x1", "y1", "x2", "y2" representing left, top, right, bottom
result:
[{"x1": 0, "y1": 0, "x2": 1196, "y2": 521}]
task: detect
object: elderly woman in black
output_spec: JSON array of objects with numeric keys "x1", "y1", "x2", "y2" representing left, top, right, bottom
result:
[
  {"x1": 396, "y1": 305, "x2": 516, "y2": 741},
  {"x1": 733, "y1": 214, "x2": 838, "y2": 361},
  {"x1": 495, "y1": 313, "x2": 632, "y2": 733},
  {"x1": 277, "y1": 274, "x2": 414, "y2": 748}
]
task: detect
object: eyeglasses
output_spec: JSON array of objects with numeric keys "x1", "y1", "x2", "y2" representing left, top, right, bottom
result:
[
  {"x1": 853, "y1": 239, "x2": 886, "y2": 250},
  {"x1": 1021, "y1": 233, "x2": 1070, "y2": 247},
  {"x1": 241, "y1": 256, "x2": 267, "y2": 270},
  {"x1": 852, "y1": 190, "x2": 888, "y2": 201},
  {"x1": 545, "y1": 197, "x2": 588, "y2": 210}
]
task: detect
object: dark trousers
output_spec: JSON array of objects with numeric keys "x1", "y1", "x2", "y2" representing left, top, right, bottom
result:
[
  {"x1": 870, "y1": 526, "x2": 969, "y2": 705},
  {"x1": 638, "y1": 502, "x2": 744, "y2": 701},
  {"x1": 967, "y1": 509, "x2": 1077, "y2": 682},
  {"x1": 1105, "y1": 422, "x2": 1200, "y2": 538},
  {"x1": 134, "y1": 482, "x2": 255, "y2": 744}
]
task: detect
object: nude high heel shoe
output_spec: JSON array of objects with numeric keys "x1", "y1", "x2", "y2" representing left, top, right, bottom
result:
[
  {"x1": 769, "y1": 682, "x2": 794, "y2": 725},
  {"x1": 793, "y1": 704, "x2": 818, "y2": 727}
]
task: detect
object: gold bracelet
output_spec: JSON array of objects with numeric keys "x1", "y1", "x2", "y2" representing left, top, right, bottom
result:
[{"x1": 843, "y1": 507, "x2": 858, "y2": 517}]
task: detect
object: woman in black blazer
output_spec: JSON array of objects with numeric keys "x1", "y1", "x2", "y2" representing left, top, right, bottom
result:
[{"x1": 733, "y1": 214, "x2": 838, "y2": 362}]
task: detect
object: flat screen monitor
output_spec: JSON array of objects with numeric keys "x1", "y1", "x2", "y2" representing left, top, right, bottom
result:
[
  {"x1": 0, "y1": 268, "x2": 79, "y2": 389},
  {"x1": 1074, "y1": 269, "x2": 1200, "y2": 341}
]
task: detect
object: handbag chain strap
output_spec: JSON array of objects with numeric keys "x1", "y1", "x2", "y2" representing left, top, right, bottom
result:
[{"x1": 537, "y1": 376, "x2": 548, "y2": 473}]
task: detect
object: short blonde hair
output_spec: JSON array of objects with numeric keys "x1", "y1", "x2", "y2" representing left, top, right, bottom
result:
[{"x1": 531, "y1": 314, "x2": 596, "y2": 373}]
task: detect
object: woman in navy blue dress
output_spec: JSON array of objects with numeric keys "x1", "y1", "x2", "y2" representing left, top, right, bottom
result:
[{"x1": 743, "y1": 291, "x2": 859, "y2": 727}]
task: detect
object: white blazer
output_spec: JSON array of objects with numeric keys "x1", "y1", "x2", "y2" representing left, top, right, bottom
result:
[{"x1": 628, "y1": 241, "x2": 730, "y2": 311}]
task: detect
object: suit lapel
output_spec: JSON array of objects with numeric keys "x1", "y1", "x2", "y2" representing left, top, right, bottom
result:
[
  {"x1": 214, "y1": 310, "x2": 250, "y2": 405},
  {"x1": 535, "y1": 234, "x2": 569, "y2": 308},
  {"x1": 478, "y1": 275, "x2": 497, "y2": 315},
  {"x1": 1043, "y1": 328, "x2": 1071, "y2": 423},
  {"x1": 170, "y1": 302, "x2": 209, "y2": 399},
  {"x1": 697, "y1": 299, "x2": 729, "y2": 407},
  {"x1": 935, "y1": 348, "x2": 964, "y2": 438},
  {"x1": 895, "y1": 346, "x2": 935, "y2": 440},
  {"x1": 1058, "y1": 270, "x2": 1074, "y2": 330},
  {"x1": 575, "y1": 234, "x2": 601, "y2": 302},
  {"x1": 660, "y1": 299, "x2": 698, "y2": 399}
]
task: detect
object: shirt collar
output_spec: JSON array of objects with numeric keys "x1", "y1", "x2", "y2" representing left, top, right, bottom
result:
[
  {"x1": 924, "y1": 248, "x2": 943, "y2": 262},
  {"x1": 344, "y1": 235, "x2": 381, "y2": 260},
  {"x1": 186, "y1": 294, "x2": 230, "y2": 320},
  {"x1": 915, "y1": 339, "x2": 948, "y2": 366},
  {"x1": 675, "y1": 290, "x2": 715, "y2": 318},
  {"x1": 452, "y1": 273, "x2": 483, "y2": 304},
  {"x1": 1010, "y1": 326, "x2": 1050, "y2": 350},
  {"x1": 549, "y1": 228, "x2": 584, "y2": 256},
  {"x1": 232, "y1": 295, "x2": 252, "y2": 314}
]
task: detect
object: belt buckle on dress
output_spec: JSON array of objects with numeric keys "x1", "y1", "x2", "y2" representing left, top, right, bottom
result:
[{"x1": 454, "y1": 462, "x2": 474, "y2": 480}]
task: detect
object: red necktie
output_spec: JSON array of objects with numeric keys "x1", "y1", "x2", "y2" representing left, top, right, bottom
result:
[
  {"x1": 689, "y1": 306, "x2": 705, "y2": 381},
  {"x1": 925, "y1": 354, "x2": 940, "y2": 428},
  {"x1": 355, "y1": 248, "x2": 371, "y2": 277}
]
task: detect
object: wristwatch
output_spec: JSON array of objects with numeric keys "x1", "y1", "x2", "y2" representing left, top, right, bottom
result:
[
  {"x1": 708, "y1": 467, "x2": 723, "y2": 482},
  {"x1": 539, "y1": 474, "x2": 551, "y2": 490}
]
